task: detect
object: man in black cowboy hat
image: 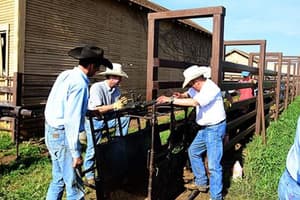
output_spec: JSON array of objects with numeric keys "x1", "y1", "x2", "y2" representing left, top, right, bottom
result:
[{"x1": 44, "y1": 45, "x2": 112, "y2": 200}]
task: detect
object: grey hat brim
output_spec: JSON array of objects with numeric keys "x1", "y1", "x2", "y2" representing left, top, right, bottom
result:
[{"x1": 99, "y1": 71, "x2": 128, "y2": 78}]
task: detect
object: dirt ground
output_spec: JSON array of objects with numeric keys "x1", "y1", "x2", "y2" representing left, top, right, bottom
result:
[
  {"x1": 0, "y1": 154, "x2": 17, "y2": 165},
  {"x1": 84, "y1": 168, "x2": 211, "y2": 200},
  {"x1": 83, "y1": 147, "x2": 241, "y2": 200},
  {"x1": 175, "y1": 169, "x2": 211, "y2": 200},
  {"x1": 1, "y1": 144, "x2": 237, "y2": 200}
]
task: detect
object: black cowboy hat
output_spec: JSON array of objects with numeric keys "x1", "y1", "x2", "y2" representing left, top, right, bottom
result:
[{"x1": 68, "y1": 45, "x2": 112, "y2": 69}]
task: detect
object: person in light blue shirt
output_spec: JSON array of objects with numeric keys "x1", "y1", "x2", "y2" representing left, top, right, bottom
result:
[
  {"x1": 44, "y1": 45, "x2": 112, "y2": 200},
  {"x1": 278, "y1": 116, "x2": 300, "y2": 199}
]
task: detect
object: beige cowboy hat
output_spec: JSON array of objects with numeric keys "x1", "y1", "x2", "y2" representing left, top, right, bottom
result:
[
  {"x1": 99, "y1": 63, "x2": 128, "y2": 78},
  {"x1": 182, "y1": 65, "x2": 211, "y2": 88}
]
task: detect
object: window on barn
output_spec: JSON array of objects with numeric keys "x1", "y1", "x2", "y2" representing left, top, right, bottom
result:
[{"x1": 0, "y1": 24, "x2": 8, "y2": 76}]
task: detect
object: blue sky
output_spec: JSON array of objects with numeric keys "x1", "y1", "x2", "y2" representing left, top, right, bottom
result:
[{"x1": 149, "y1": 0, "x2": 300, "y2": 56}]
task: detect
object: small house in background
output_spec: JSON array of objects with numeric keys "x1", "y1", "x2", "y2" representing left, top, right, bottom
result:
[
  {"x1": 225, "y1": 48, "x2": 292, "y2": 76},
  {"x1": 0, "y1": 0, "x2": 212, "y2": 138},
  {"x1": 224, "y1": 49, "x2": 258, "y2": 81},
  {"x1": 225, "y1": 49, "x2": 258, "y2": 66}
]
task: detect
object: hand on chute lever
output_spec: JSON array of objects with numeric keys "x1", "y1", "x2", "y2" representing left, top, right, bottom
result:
[{"x1": 113, "y1": 96, "x2": 128, "y2": 111}]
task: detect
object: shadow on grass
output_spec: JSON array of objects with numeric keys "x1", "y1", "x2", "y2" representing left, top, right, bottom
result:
[
  {"x1": 222, "y1": 133, "x2": 253, "y2": 198},
  {"x1": 0, "y1": 154, "x2": 49, "y2": 175}
]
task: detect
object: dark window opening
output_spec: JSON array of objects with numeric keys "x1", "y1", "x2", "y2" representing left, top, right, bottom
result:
[{"x1": 0, "y1": 32, "x2": 7, "y2": 75}]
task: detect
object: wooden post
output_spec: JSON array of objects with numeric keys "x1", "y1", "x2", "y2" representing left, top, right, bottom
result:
[
  {"x1": 146, "y1": 18, "x2": 159, "y2": 101},
  {"x1": 297, "y1": 59, "x2": 300, "y2": 96},
  {"x1": 254, "y1": 41, "x2": 266, "y2": 144},
  {"x1": 211, "y1": 13, "x2": 225, "y2": 85},
  {"x1": 275, "y1": 53, "x2": 282, "y2": 120},
  {"x1": 284, "y1": 61, "x2": 290, "y2": 110},
  {"x1": 12, "y1": 72, "x2": 22, "y2": 142},
  {"x1": 292, "y1": 64, "x2": 296, "y2": 100}
]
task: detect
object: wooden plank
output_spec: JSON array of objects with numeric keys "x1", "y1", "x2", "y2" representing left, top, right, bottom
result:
[
  {"x1": 154, "y1": 58, "x2": 207, "y2": 68},
  {"x1": 221, "y1": 81, "x2": 255, "y2": 90},
  {"x1": 0, "y1": 86, "x2": 13, "y2": 93},
  {"x1": 222, "y1": 61, "x2": 258, "y2": 74},
  {"x1": 148, "y1": 6, "x2": 225, "y2": 20}
]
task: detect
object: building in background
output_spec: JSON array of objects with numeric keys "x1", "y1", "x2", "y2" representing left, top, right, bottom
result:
[{"x1": 0, "y1": 0, "x2": 212, "y2": 137}]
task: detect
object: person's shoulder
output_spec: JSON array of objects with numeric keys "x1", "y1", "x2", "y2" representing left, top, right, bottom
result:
[
  {"x1": 207, "y1": 79, "x2": 220, "y2": 88},
  {"x1": 91, "y1": 81, "x2": 105, "y2": 87},
  {"x1": 90, "y1": 81, "x2": 106, "y2": 91},
  {"x1": 67, "y1": 69, "x2": 89, "y2": 87},
  {"x1": 57, "y1": 69, "x2": 72, "y2": 78}
]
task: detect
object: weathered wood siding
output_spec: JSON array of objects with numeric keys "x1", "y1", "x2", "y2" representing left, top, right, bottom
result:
[
  {"x1": 0, "y1": 1, "x2": 18, "y2": 132},
  {"x1": 0, "y1": 0, "x2": 18, "y2": 76},
  {"x1": 23, "y1": 0, "x2": 212, "y2": 105}
]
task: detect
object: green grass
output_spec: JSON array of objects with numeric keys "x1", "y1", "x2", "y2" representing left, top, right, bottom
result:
[
  {"x1": 0, "y1": 135, "x2": 51, "y2": 200},
  {"x1": 226, "y1": 96, "x2": 300, "y2": 200},
  {"x1": 0, "y1": 132, "x2": 13, "y2": 151},
  {"x1": 0, "y1": 156, "x2": 51, "y2": 200},
  {"x1": 0, "y1": 109, "x2": 188, "y2": 199},
  {"x1": 1, "y1": 101, "x2": 298, "y2": 200}
]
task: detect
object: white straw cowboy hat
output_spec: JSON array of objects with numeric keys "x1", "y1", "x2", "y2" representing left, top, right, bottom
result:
[
  {"x1": 182, "y1": 65, "x2": 211, "y2": 88},
  {"x1": 99, "y1": 63, "x2": 128, "y2": 78}
]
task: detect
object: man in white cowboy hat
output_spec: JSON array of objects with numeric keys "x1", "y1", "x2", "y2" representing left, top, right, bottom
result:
[
  {"x1": 156, "y1": 65, "x2": 226, "y2": 200},
  {"x1": 44, "y1": 45, "x2": 112, "y2": 200},
  {"x1": 83, "y1": 63, "x2": 130, "y2": 185}
]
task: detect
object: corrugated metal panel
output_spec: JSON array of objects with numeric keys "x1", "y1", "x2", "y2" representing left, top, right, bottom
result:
[{"x1": 0, "y1": 0, "x2": 18, "y2": 76}]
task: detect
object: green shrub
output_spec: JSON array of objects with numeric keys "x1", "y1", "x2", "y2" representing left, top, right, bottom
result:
[{"x1": 0, "y1": 132, "x2": 13, "y2": 150}]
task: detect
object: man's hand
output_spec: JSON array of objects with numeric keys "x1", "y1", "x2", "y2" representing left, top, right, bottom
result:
[
  {"x1": 156, "y1": 95, "x2": 171, "y2": 104},
  {"x1": 119, "y1": 96, "x2": 128, "y2": 105},
  {"x1": 72, "y1": 156, "x2": 83, "y2": 168},
  {"x1": 113, "y1": 96, "x2": 128, "y2": 110},
  {"x1": 173, "y1": 92, "x2": 183, "y2": 98}
]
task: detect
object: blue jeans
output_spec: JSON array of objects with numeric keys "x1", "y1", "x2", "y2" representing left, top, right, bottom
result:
[
  {"x1": 188, "y1": 120, "x2": 226, "y2": 200},
  {"x1": 278, "y1": 169, "x2": 300, "y2": 199},
  {"x1": 83, "y1": 116, "x2": 130, "y2": 180},
  {"x1": 45, "y1": 123, "x2": 84, "y2": 200}
]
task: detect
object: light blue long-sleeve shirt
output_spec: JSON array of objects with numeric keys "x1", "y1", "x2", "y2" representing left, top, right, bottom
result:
[
  {"x1": 45, "y1": 66, "x2": 89, "y2": 158},
  {"x1": 286, "y1": 116, "x2": 300, "y2": 184}
]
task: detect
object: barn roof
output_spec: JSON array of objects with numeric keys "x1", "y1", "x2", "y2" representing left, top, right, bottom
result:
[
  {"x1": 127, "y1": 0, "x2": 212, "y2": 36},
  {"x1": 225, "y1": 49, "x2": 259, "y2": 63}
]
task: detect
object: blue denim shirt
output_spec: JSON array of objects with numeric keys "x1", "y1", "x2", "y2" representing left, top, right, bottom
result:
[
  {"x1": 286, "y1": 116, "x2": 300, "y2": 184},
  {"x1": 45, "y1": 67, "x2": 89, "y2": 158}
]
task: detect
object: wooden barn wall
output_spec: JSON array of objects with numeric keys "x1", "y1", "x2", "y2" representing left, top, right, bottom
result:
[
  {"x1": 0, "y1": 0, "x2": 16, "y2": 132},
  {"x1": 23, "y1": 0, "x2": 212, "y2": 105},
  {"x1": 0, "y1": 0, "x2": 18, "y2": 76},
  {"x1": 158, "y1": 20, "x2": 211, "y2": 95}
]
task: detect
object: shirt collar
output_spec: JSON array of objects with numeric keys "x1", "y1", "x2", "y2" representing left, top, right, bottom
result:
[
  {"x1": 104, "y1": 80, "x2": 115, "y2": 93},
  {"x1": 74, "y1": 66, "x2": 89, "y2": 84}
]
